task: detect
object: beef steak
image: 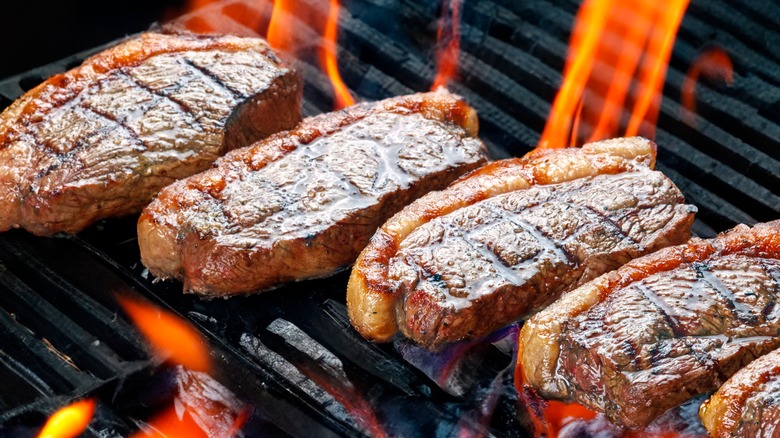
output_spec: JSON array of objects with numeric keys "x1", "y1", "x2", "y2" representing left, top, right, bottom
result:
[
  {"x1": 519, "y1": 220, "x2": 780, "y2": 428},
  {"x1": 138, "y1": 89, "x2": 489, "y2": 296},
  {"x1": 348, "y1": 137, "x2": 696, "y2": 349},
  {"x1": 0, "y1": 32, "x2": 302, "y2": 235}
]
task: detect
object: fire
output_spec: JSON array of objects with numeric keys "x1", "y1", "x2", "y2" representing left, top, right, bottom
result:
[
  {"x1": 116, "y1": 296, "x2": 211, "y2": 373},
  {"x1": 320, "y1": 0, "x2": 355, "y2": 108},
  {"x1": 431, "y1": 0, "x2": 462, "y2": 90},
  {"x1": 267, "y1": 0, "x2": 295, "y2": 52},
  {"x1": 538, "y1": 0, "x2": 691, "y2": 149},
  {"x1": 539, "y1": 401, "x2": 598, "y2": 437},
  {"x1": 681, "y1": 47, "x2": 733, "y2": 125},
  {"x1": 37, "y1": 399, "x2": 96, "y2": 438}
]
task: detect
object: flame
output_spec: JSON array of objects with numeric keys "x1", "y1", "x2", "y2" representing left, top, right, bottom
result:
[
  {"x1": 681, "y1": 47, "x2": 733, "y2": 125},
  {"x1": 538, "y1": 0, "x2": 690, "y2": 149},
  {"x1": 540, "y1": 401, "x2": 598, "y2": 437},
  {"x1": 131, "y1": 405, "x2": 209, "y2": 438},
  {"x1": 321, "y1": 0, "x2": 355, "y2": 109},
  {"x1": 431, "y1": 0, "x2": 462, "y2": 90},
  {"x1": 37, "y1": 399, "x2": 96, "y2": 438},
  {"x1": 267, "y1": 0, "x2": 295, "y2": 52},
  {"x1": 117, "y1": 296, "x2": 211, "y2": 373},
  {"x1": 267, "y1": 0, "x2": 355, "y2": 109}
]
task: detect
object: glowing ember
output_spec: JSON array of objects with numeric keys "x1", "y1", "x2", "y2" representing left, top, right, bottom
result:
[
  {"x1": 681, "y1": 47, "x2": 733, "y2": 125},
  {"x1": 538, "y1": 0, "x2": 691, "y2": 149},
  {"x1": 37, "y1": 399, "x2": 96, "y2": 438},
  {"x1": 116, "y1": 296, "x2": 211, "y2": 373},
  {"x1": 321, "y1": 0, "x2": 355, "y2": 109},
  {"x1": 431, "y1": 0, "x2": 462, "y2": 90}
]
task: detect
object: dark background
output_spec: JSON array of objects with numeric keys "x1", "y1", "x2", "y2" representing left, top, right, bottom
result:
[{"x1": 0, "y1": 0, "x2": 185, "y2": 78}]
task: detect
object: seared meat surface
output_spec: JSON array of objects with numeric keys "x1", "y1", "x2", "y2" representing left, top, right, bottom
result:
[
  {"x1": 138, "y1": 89, "x2": 489, "y2": 297},
  {"x1": 348, "y1": 137, "x2": 696, "y2": 349},
  {"x1": 519, "y1": 220, "x2": 780, "y2": 428},
  {"x1": 701, "y1": 348, "x2": 780, "y2": 437},
  {"x1": 0, "y1": 32, "x2": 301, "y2": 235}
]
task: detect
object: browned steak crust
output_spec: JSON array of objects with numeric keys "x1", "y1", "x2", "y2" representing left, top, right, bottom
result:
[
  {"x1": 519, "y1": 220, "x2": 780, "y2": 428},
  {"x1": 0, "y1": 32, "x2": 301, "y2": 236},
  {"x1": 138, "y1": 89, "x2": 489, "y2": 297},
  {"x1": 348, "y1": 137, "x2": 695, "y2": 349},
  {"x1": 701, "y1": 348, "x2": 780, "y2": 437}
]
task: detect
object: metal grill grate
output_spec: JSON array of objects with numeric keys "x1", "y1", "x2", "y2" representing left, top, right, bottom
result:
[{"x1": 0, "y1": 0, "x2": 778, "y2": 436}]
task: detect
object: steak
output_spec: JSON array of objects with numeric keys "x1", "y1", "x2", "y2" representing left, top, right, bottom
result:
[
  {"x1": 0, "y1": 32, "x2": 302, "y2": 236},
  {"x1": 137, "y1": 89, "x2": 489, "y2": 297},
  {"x1": 519, "y1": 220, "x2": 780, "y2": 428},
  {"x1": 701, "y1": 348, "x2": 780, "y2": 437},
  {"x1": 348, "y1": 137, "x2": 696, "y2": 349}
]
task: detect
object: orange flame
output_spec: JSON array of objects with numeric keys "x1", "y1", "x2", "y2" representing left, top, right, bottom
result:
[
  {"x1": 117, "y1": 296, "x2": 211, "y2": 373},
  {"x1": 321, "y1": 0, "x2": 355, "y2": 109},
  {"x1": 431, "y1": 0, "x2": 462, "y2": 90},
  {"x1": 681, "y1": 47, "x2": 733, "y2": 125},
  {"x1": 539, "y1": 401, "x2": 598, "y2": 437},
  {"x1": 267, "y1": 0, "x2": 295, "y2": 52},
  {"x1": 537, "y1": 0, "x2": 690, "y2": 149},
  {"x1": 37, "y1": 399, "x2": 96, "y2": 438}
]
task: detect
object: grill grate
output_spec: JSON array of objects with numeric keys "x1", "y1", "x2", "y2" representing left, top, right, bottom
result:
[{"x1": 0, "y1": 0, "x2": 779, "y2": 436}]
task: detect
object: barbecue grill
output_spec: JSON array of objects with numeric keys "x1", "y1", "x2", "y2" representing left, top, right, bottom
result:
[{"x1": 1, "y1": 0, "x2": 778, "y2": 436}]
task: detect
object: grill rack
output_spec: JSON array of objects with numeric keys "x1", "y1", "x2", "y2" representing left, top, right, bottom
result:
[{"x1": 0, "y1": 0, "x2": 778, "y2": 436}]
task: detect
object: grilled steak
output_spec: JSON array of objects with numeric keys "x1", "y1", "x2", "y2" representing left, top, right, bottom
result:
[
  {"x1": 138, "y1": 89, "x2": 489, "y2": 297},
  {"x1": 348, "y1": 137, "x2": 696, "y2": 349},
  {"x1": 701, "y1": 348, "x2": 780, "y2": 437},
  {"x1": 0, "y1": 32, "x2": 302, "y2": 236},
  {"x1": 519, "y1": 220, "x2": 780, "y2": 428}
]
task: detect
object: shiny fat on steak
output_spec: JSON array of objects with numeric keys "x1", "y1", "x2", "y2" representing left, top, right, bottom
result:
[
  {"x1": 519, "y1": 220, "x2": 780, "y2": 428},
  {"x1": 347, "y1": 137, "x2": 696, "y2": 350},
  {"x1": 138, "y1": 89, "x2": 489, "y2": 297},
  {"x1": 700, "y1": 347, "x2": 780, "y2": 438},
  {"x1": 0, "y1": 32, "x2": 302, "y2": 236}
]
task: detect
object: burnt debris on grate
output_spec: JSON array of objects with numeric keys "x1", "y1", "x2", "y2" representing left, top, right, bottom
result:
[
  {"x1": 0, "y1": 231, "x2": 157, "y2": 436},
  {"x1": 0, "y1": 0, "x2": 779, "y2": 436}
]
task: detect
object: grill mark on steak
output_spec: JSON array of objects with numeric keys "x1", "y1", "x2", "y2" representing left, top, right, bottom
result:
[
  {"x1": 181, "y1": 58, "x2": 244, "y2": 99},
  {"x1": 32, "y1": 105, "x2": 146, "y2": 180},
  {"x1": 120, "y1": 70, "x2": 204, "y2": 131},
  {"x1": 696, "y1": 262, "x2": 756, "y2": 321},
  {"x1": 581, "y1": 203, "x2": 639, "y2": 246},
  {"x1": 635, "y1": 283, "x2": 686, "y2": 338},
  {"x1": 507, "y1": 212, "x2": 575, "y2": 267}
]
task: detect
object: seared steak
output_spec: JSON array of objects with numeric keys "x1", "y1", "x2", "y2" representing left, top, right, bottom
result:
[
  {"x1": 519, "y1": 220, "x2": 780, "y2": 428},
  {"x1": 348, "y1": 137, "x2": 696, "y2": 349},
  {"x1": 701, "y1": 348, "x2": 780, "y2": 437},
  {"x1": 0, "y1": 32, "x2": 301, "y2": 236},
  {"x1": 138, "y1": 89, "x2": 489, "y2": 297}
]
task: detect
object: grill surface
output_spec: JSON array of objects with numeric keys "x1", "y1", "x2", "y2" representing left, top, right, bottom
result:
[{"x1": 0, "y1": 0, "x2": 778, "y2": 436}]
